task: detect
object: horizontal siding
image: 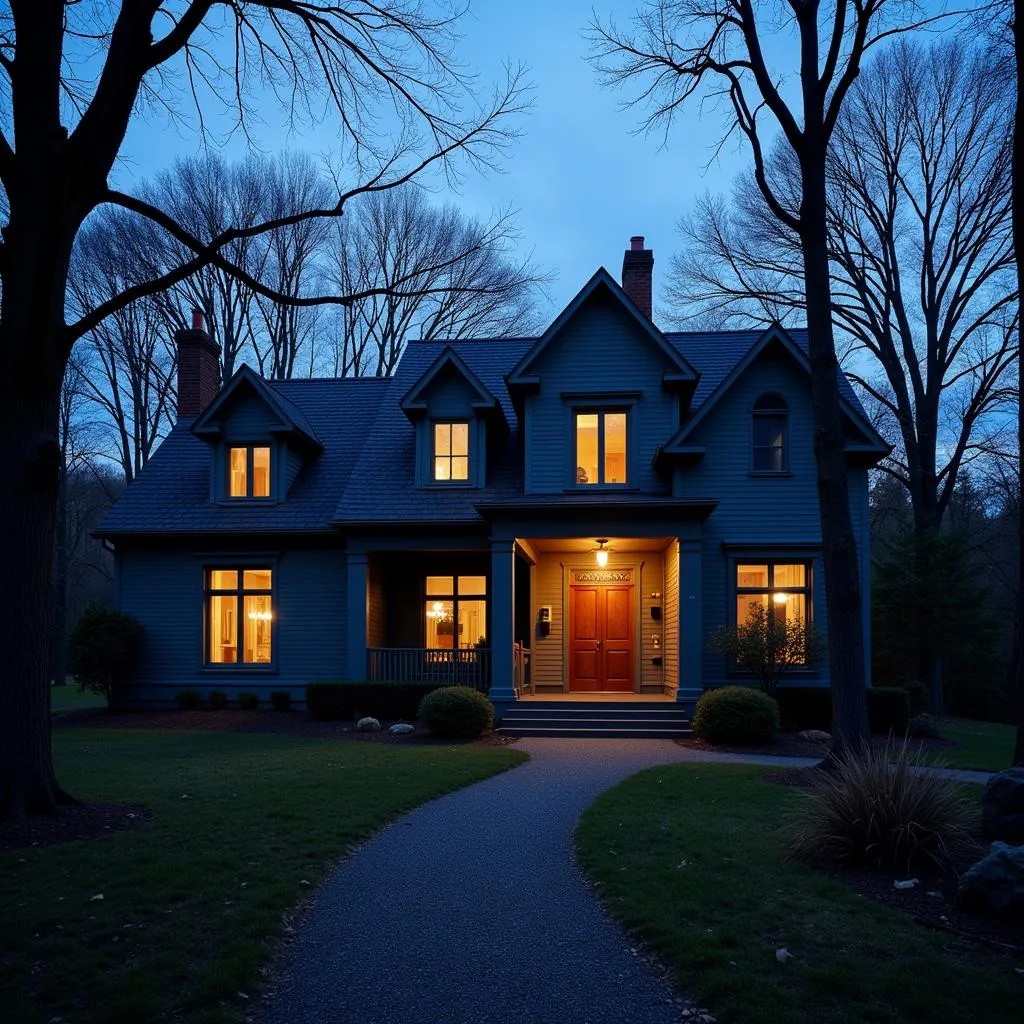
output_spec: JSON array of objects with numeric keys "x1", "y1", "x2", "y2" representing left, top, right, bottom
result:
[
  {"x1": 220, "y1": 392, "x2": 285, "y2": 439},
  {"x1": 664, "y1": 540, "x2": 679, "y2": 690},
  {"x1": 423, "y1": 369, "x2": 479, "y2": 417},
  {"x1": 117, "y1": 547, "x2": 346, "y2": 706},
  {"x1": 526, "y1": 291, "x2": 676, "y2": 494}
]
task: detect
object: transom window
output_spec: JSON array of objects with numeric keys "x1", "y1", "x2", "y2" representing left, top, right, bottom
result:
[
  {"x1": 425, "y1": 575, "x2": 487, "y2": 649},
  {"x1": 228, "y1": 445, "x2": 271, "y2": 497},
  {"x1": 433, "y1": 423, "x2": 469, "y2": 482},
  {"x1": 575, "y1": 410, "x2": 627, "y2": 486},
  {"x1": 206, "y1": 568, "x2": 273, "y2": 665},
  {"x1": 735, "y1": 561, "x2": 811, "y2": 661},
  {"x1": 752, "y1": 394, "x2": 787, "y2": 472}
]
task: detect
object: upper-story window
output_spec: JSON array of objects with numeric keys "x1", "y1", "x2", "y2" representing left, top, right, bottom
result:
[
  {"x1": 229, "y1": 445, "x2": 271, "y2": 497},
  {"x1": 752, "y1": 394, "x2": 787, "y2": 472},
  {"x1": 433, "y1": 422, "x2": 469, "y2": 482},
  {"x1": 575, "y1": 411, "x2": 627, "y2": 486}
]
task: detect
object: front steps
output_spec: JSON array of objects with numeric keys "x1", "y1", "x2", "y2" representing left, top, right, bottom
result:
[{"x1": 497, "y1": 700, "x2": 692, "y2": 739}]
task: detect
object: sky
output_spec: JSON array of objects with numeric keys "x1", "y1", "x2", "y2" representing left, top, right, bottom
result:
[{"x1": 112, "y1": 1, "x2": 765, "y2": 323}]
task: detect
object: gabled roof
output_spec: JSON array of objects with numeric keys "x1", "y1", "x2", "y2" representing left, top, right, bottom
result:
[
  {"x1": 400, "y1": 345, "x2": 504, "y2": 424},
  {"x1": 506, "y1": 268, "x2": 698, "y2": 389},
  {"x1": 663, "y1": 324, "x2": 888, "y2": 456},
  {"x1": 190, "y1": 364, "x2": 322, "y2": 450}
]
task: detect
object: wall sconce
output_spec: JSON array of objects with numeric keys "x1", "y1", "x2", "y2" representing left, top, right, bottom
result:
[{"x1": 594, "y1": 538, "x2": 610, "y2": 567}]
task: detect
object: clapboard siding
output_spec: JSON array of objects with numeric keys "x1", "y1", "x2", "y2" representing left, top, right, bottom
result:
[
  {"x1": 424, "y1": 368, "x2": 479, "y2": 417},
  {"x1": 116, "y1": 547, "x2": 346, "y2": 706},
  {"x1": 367, "y1": 555, "x2": 386, "y2": 648},
  {"x1": 663, "y1": 540, "x2": 679, "y2": 691},
  {"x1": 219, "y1": 392, "x2": 285, "y2": 439},
  {"x1": 525, "y1": 291, "x2": 677, "y2": 493}
]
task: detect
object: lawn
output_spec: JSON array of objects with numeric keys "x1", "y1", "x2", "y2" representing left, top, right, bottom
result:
[
  {"x1": 1, "y1": 728, "x2": 526, "y2": 1024},
  {"x1": 575, "y1": 764, "x2": 1021, "y2": 1024},
  {"x1": 50, "y1": 684, "x2": 106, "y2": 712},
  {"x1": 938, "y1": 717, "x2": 1016, "y2": 772}
]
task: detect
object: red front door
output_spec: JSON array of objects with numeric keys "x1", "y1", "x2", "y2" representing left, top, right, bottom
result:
[{"x1": 569, "y1": 585, "x2": 634, "y2": 692}]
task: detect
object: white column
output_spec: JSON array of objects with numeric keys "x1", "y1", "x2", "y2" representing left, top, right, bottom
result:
[{"x1": 489, "y1": 540, "x2": 516, "y2": 702}]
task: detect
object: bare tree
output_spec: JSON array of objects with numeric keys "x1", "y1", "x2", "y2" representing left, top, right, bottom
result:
[
  {"x1": 0, "y1": 1, "x2": 527, "y2": 818},
  {"x1": 325, "y1": 186, "x2": 546, "y2": 376},
  {"x1": 668, "y1": 38, "x2": 1018, "y2": 713},
  {"x1": 591, "y1": 0, "x2": 958, "y2": 759}
]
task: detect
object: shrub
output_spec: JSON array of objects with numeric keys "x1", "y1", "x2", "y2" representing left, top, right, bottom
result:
[
  {"x1": 790, "y1": 739, "x2": 979, "y2": 873},
  {"x1": 175, "y1": 689, "x2": 201, "y2": 710},
  {"x1": 692, "y1": 686, "x2": 780, "y2": 744},
  {"x1": 67, "y1": 603, "x2": 144, "y2": 707},
  {"x1": 868, "y1": 687, "x2": 910, "y2": 735},
  {"x1": 209, "y1": 690, "x2": 227, "y2": 710},
  {"x1": 238, "y1": 692, "x2": 259, "y2": 711},
  {"x1": 270, "y1": 690, "x2": 291, "y2": 712},
  {"x1": 417, "y1": 686, "x2": 494, "y2": 739},
  {"x1": 774, "y1": 686, "x2": 911, "y2": 735},
  {"x1": 908, "y1": 712, "x2": 940, "y2": 739},
  {"x1": 306, "y1": 681, "x2": 445, "y2": 720}
]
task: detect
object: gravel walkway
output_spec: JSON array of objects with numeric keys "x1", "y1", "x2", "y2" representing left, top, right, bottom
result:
[{"x1": 256, "y1": 740, "x2": 996, "y2": 1024}]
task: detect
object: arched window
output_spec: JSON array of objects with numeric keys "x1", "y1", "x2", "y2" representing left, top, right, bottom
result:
[{"x1": 752, "y1": 394, "x2": 787, "y2": 472}]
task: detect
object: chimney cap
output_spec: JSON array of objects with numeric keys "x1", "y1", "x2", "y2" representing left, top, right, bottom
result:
[
  {"x1": 630, "y1": 235, "x2": 645, "y2": 251},
  {"x1": 192, "y1": 308, "x2": 204, "y2": 331}
]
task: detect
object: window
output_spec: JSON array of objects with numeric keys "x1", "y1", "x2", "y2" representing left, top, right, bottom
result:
[
  {"x1": 575, "y1": 410, "x2": 627, "y2": 486},
  {"x1": 752, "y1": 394, "x2": 787, "y2": 472},
  {"x1": 433, "y1": 423, "x2": 469, "y2": 482},
  {"x1": 734, "y1": 561, "x2": 811, "y2": 662},
  {"x1": 425, "y1": 575, "x2": 487, "y2": 648},
  {"x1": 228, "y1": 445, "x2": 272, "y2": 497},
  {"x1": 206, "y1": 568, "x2": 273, "y2": 665}
]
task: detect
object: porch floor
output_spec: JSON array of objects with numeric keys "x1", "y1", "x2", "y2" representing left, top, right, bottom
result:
[{"x1": 517, "y1": 693, "x2": 677, "y2": 703}]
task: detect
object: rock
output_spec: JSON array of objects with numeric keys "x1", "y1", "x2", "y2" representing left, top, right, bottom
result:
[
  {"x1": 799, "y1": 729, "x2": 831, "y2": 743},
  {"x1": 356, "y1": 716, "x2": 381, "y2": 732},
  {"x1": 388, "y1": 723, "x2": 415, "y2": 735},
  {"x1": 775, "y1": 947, "x2": 793, "y2": 963},
  {"x1": 982, "y1": 768, "x2": 1024, "y2": 843},
  {"x1": 893, "y1": 878, "x2": 919, "y2": 890},
  {"x1": 957, "y1": 842, "x2": 1024, "y2": 917}
]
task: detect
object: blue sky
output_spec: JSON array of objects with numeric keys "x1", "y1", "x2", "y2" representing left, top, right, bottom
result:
[{"x1": 113, "y1": 1, "x2": 760, "y2": 322}]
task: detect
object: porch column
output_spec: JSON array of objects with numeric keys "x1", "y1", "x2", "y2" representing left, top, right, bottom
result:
[
  {"x1": 677, "y1": 538, "x2": 703, "y2": 703},
  {"x1": 346, "y1": 551, "x2": 369, "y2": 681},
  {"x1": 489, "y1": 540, "x2": 516, "y2": 702}
]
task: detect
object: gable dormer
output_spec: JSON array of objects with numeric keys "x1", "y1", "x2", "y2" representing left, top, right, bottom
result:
[
  {"x1": 190, "y1": 364, "x2": 323, "y2": 504},
  {"x1": 400, "y1": 346, "x2": 504, "y2": 489}
]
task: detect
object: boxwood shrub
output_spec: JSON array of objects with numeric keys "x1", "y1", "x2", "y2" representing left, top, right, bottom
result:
[
  {"x1": 692, "y1": 686, "x2": 780, "y2": 744},
  {"x1": 238, "y1": 692, "x2": 259, "y2": 710},
  {"x1": 306, "y1": 681, "x2": 449, "y2": 721},
  {"x1": 418, "y1": 686, "x2": 494, "y2": 739},
  {"x1": 175, "y1": 689, "x2": 201, "y2": 711},
  {"x1": 270, "y1": 690, "x2": 291, "y2": 712},
  {"x1": 209, "y1": 690, "x2": 227, "y2": 711}
]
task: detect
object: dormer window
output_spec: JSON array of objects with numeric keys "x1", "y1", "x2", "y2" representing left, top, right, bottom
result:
[
  {"x1": 752, "y1": 394, "x2": 787, "y2": 472},
  {"x1": 575, "y1": 410, "x2": 628, "y2": 486},
  {"x1": 229, "y1": 445, "x2": 271, "y2": 497},
  {"x1": 433, "y1": 423, "x2": 469, "y2": 482}
]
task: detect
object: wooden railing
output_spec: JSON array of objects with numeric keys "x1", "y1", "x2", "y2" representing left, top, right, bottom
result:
[
  {"x1": 513, "y1": 642, "x2": 531, "y2": 696},
  {"x1": 366, "y1": 647, "x2": 491, "y2": 693}
]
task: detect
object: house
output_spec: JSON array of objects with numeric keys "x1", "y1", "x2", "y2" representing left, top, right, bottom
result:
[{"x1": 96, "y1": 237, "x2": 888, "y2": 722}]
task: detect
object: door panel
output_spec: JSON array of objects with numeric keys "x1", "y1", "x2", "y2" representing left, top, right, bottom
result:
[{"x1": 569, "y1": 584, "x2": 634, "y2": 692}]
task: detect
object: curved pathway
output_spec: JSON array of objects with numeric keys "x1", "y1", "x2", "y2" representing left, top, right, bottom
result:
[{"x1": 257, "y1": 740, "x2": 993, "y2": 1024}]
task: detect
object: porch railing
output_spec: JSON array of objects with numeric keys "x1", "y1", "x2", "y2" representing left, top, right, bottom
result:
[
  {"x1": 367, "y1": 647, "x2": 491, "y2": 693},
  {"x1": 513, "y1": 642, "x2": 531, "y2": 696}
]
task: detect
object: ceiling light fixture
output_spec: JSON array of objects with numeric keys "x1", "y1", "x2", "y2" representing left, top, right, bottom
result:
[{"x1": 594, "y1": 538, "x2": 610, "y2": 568}]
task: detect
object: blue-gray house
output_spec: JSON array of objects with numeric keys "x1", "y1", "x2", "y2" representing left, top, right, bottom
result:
[{"x1": 97, "y1": 237, "x2": 888, "y2": 720}]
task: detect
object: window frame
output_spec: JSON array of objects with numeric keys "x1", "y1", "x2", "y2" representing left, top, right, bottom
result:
[
  {"x1": 225, "y1": 443, "x2": 275, "y2": 500},
  {"x1": 430, "y1": 420, "x2": 472, "y2": 485},
  {"x1": 423, "y1": 574, "x2": 489, "y2": 650},
  {"x1": 751, "y1": 393, "x2": 789, "y2": 474},
  {"x1": 203, "y1": 566, "x2": 277, "y2": 670},
  {"x1": 572, "y1": 407, "x2": 631, "y2": 488}
]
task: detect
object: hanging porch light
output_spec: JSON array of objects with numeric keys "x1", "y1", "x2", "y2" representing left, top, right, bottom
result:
[{"x1": 594, "y1": 538, "x2": 611, "y2": 567}]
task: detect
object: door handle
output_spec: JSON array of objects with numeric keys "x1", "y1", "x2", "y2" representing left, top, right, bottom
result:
[{"x1": 595, "y1": 640, "x2": 602, "y2": 649}]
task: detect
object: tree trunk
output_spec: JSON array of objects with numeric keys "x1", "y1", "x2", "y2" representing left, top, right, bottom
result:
[
  {"x1": 51, "y1": 465, "x2": 69, "y2": 688},
  {"x1": 1013, "y1": 0, "x2": 1024, "y2": 769},
  {"x1": 799, "y1": 147, "x2": 871, "y2": 763}
]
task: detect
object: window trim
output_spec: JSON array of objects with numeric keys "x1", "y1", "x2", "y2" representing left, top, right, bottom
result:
[
  {"x1": 423, "y1": 574, "x2": 489, "y2": 650},
  {"x1": 572, "y1": 407, "x2": 632, "y2": 489},
  {"x1": 751, "y1": 393, "x2": 789, "y2": 474},
  {"x1": 430, "y1": 419, "x2": 472, "y2": 485},
  {"x1": 203, "y1": 565, "x2": 277, "y2": 671},
  {"x1": 224, "y1": 443, "x2": 275, "y2": 501}
]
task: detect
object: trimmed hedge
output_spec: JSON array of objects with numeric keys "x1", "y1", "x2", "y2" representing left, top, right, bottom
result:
[
  {"x1": 693, "y1": 686, "x2": 780, "y2": 744},
  {"x1": 270, "y1": 690, "x2": 291, "y2": 712},
  {"x1": 418, "y1": 686, "x2": 494, "y2": 739},
  {"x1": 238, "y1": 692, "x2": 259, "y2": 711},
  {"x1": 306, "y1": 681, "x2": 450, "y2": 721},
  {"x1": 774, "y1": 685, "x2": 910, "y2": 735}
]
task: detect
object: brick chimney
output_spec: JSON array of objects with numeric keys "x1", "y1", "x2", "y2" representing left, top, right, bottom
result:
[
  {"x1": 175, "y1": 309, "x2": 221, "y2": 420},
  {"x1": 621, "y1": 235, "x2": 654, "y2": 319}
]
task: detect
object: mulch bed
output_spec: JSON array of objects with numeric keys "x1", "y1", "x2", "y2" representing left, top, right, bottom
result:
[
  {"x1": 677, "y1": 733, "x2": 956, "y2": 760},
  {"x1": 0, "y1": 802, "x2": 151, "y2": 854}
]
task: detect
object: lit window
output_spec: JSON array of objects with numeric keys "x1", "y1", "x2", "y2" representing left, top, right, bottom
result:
[
  {"x1": 575, "y1": 411, "x2": 627, "y2": 485},
  {"x1": 228, "y1": 446, "x2": 272, "y2": 497},
  {"x1": 753, "y1": 394, "x2": 787, "y2": 472},
  {"x1": 206, "y1": 568, "x2": 273, "y2": 664},
  {"x1": 425, "y1": 575, "x2": 487, "y2": 648},
  {"x1": 734, "y1": 561, "x2": 811, "y2": 662},
  {"x1": 433, "y1": 423, "x2": 469, "y2": 482}
]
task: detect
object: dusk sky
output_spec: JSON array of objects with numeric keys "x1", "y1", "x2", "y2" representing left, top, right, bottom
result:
[{"x1": 113, "y1": 1, "x2": 768, "y2": 323}]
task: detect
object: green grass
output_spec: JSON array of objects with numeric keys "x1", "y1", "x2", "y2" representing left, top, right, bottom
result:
[
  {"x1": 1, "y1": 728, "x2": 526, "y2": 1024},
  {"x1": 937, "y1": 717, "x2": 1016, "y2": 772},
  {"x1": 575, "y1": 764, "x2": 1020, "y2": 1024},
  {"x1": 50, "y1": 684, "x2": 106, "y2": 712}
]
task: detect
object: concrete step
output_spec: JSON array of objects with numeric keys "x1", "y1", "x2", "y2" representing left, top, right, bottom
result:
[
  {"x1": 498, "y1": 702, "x2": 692, "y2": 739},
  {"x1": 500, "y1": 725, "x2": 692, "y2": 739}
]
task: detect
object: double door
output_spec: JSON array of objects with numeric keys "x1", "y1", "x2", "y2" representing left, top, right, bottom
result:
[{"x1": 568, "y1": 585, "x2": 634, "y2": 692}]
